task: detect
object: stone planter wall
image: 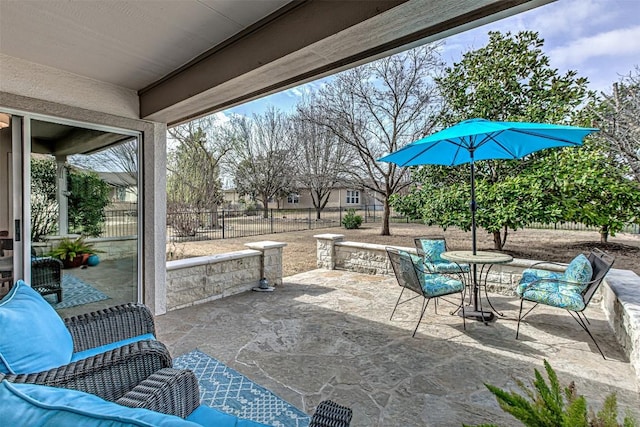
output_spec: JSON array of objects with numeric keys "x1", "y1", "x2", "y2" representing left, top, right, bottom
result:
[
  {"x1": 315, "y1": 234, "x2": 640, "y2": 383},
  {"x1": 165, "y1": 241, "x2": 286, "y2": 311}
]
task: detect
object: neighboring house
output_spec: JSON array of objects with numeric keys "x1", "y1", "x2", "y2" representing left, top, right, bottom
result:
[
  {"x1": 95, "y1": 171, "x2": 138, "y2": 205},
  {"x1": 271, "y1": 186, "x2": 383, "y2": 210},
  {"x1": 224, "y1": 186, "x2": 383, "y2": 211}
]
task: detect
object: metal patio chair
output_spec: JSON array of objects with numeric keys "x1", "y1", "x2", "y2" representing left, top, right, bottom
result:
[
  {"x1": 386, "y1": 247, "x2": 465, "y2": 336},
  {"x1": 515, "y1": 249, "x2": 615, "y2": 359}
]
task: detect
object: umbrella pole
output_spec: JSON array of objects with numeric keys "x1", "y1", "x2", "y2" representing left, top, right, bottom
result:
[{"x1": 470, "y1": 157, "x2": 477, "y2": 255}]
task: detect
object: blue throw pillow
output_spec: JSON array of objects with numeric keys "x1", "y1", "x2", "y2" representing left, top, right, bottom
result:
[
  {"x1": 563, "y1": 254, "x2": 593, "y2": 287},
  {"x1": 0, "y1": 380, "x2": 198, "y2": 426},
  {"x1": 0, "y1": 280, "x2": 73, "y2": 374}
]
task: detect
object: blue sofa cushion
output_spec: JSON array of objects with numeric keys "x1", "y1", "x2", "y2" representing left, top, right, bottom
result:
[
  {"x1": 70, "y1": 333, "x2": 156, "y2": 363},
  {"x1": 0, "y1": 280, "x2": 73, "y2": 374},
  {"x1": 186, "y1": 405, "x2": 271, "y2": 427},
  {"x1": 0, "y1": 380, "x2": 200, "y2": 426}
]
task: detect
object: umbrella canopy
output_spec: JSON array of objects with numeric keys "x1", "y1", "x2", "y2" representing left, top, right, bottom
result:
[
  {"x1": 378, "y1": 118, "x2": 598, "y2": 253},
  {"x1": 379, "y1": 118, "x2": 598, "y2": 167}
]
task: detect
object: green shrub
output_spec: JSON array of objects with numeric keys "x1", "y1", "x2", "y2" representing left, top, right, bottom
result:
[
  {"x1": 342, "y1": 209, "x2": 363, "y2": 229},
  {"x1": 466, "y1": 360, "x2": 637, "y2": 427}
]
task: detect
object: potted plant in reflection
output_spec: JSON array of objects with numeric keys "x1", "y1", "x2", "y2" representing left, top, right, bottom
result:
[{"x1": 49, "y1": 237, "x2": 98, "y2": 269}]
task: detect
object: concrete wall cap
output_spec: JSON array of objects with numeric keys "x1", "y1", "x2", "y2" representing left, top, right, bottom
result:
[
  {"x1": 244, "y1": 241, "x2": 287, "y2": 250},
  {"x1": 314, "y1": 234, "x2": 345, "y2": 240}
]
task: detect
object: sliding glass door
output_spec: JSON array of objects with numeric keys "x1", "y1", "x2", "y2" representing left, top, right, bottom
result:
[{"x1": 1, "y1": 111, "x2": 141, "y2": 316}]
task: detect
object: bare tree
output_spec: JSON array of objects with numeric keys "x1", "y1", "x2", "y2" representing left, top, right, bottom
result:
[
  {"x1": 166, "y1": 116, "x2": 230, "y2": 235},
  {"x1": 299, "y1": 44, "x2": 443, "y2": 235},
  {"x1": 593, "y1": 67, "x2": 640, "y2": 183},
  {"x1": 291, "y1": 107, "x2": 351, "y2": 219},
  {"x1": 227, "y1": 108, "x2": 295, "y2": 218}
]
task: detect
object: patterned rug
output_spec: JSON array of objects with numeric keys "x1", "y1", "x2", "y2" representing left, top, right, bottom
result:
[
  {"x1": 44, "y1": 273, "x2": 110, "y2": 309},
  {"x1": 173, "y1": 350, "x2": 311, "y2": 427}
]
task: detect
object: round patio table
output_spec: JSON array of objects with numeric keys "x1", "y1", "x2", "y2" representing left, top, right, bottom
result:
[{"x1": 441, "y1": 250, "x2": 513, "y2": 322}]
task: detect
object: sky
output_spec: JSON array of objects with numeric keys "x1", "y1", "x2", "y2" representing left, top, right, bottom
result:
[{"x1": 224, "y1": 0, "x2": 640, "y2": 118}]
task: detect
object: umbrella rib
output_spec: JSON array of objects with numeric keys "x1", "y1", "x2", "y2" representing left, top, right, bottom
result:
[
  {"x1": 511, "y1": 128, "x2": 584, "y2": 145},
  {"x1": 481, "y1": 131, "x2": 519, "y2": 158}
]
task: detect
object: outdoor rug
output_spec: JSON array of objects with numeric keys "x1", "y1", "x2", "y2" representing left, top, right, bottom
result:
[
  {"x1": 173, "y1": 350, "x2": 311, "y2": 427},
  {"x1": 44, "y1": 273, "x2": 110, "y2": 310}
]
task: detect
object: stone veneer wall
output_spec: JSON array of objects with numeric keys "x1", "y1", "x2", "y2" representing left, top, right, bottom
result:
[
  {"x1": 165, "y1": 241, "x2": 286, "y2": 311},
  {"x1": 315, "y1": 234, "x2": 640, "y2": 383}
]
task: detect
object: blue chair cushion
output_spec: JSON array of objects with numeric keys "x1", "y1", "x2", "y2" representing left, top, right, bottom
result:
[
  {"x1": 417, "y1": 239, "x2": 446, "y2": 263},
  {"x1": 0, "y1": 380, "x2": 200, "y2": 426},
  {"x1": 0, "y1": 280, "x2": 73, "y2": 374},
  {"x1": 421, "y1": 275, "x2": 464, "y2": 297},
  {"x1": 520, "y1": 283, "x2": 586, "y2": 311},
  {"x1": 70, "y1": 333, "x2": 156, "y2": 363},
  {"x1": 186, "y1": 404, "x2": 271, "y2": 427},
  {"x1": 564, "y1": 254, "x2": 593, "y2": 287},
  {"x1": 516, "y1": 268, "x2": 562, "y2": 296},
  {"x1": 426, "y1": 262, "x2": 471, "y2": 274}
]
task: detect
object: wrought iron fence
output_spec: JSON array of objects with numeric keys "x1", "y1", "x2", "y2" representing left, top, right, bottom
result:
[
  {"x1": 526, "y1": 222, "x2": 640, "y2": 234},
  {"x1": 70, "y1": 209, "x2": 138, "y2": 237},
  {"x1": 166, "y1": 206, "x2": 414, "y2": 242}
]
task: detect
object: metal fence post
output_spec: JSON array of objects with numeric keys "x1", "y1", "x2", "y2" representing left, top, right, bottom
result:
[
  {"x1": 270, "y1": 209, "x2": 274, "y2": 234},
  {"x1": 221, "y1": 210, "x2": 225, "y2": 239}
]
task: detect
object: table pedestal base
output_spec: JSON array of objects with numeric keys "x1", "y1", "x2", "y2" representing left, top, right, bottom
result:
[{"x1": 458, "y1": 309, "x2": 494, "y2": 322}]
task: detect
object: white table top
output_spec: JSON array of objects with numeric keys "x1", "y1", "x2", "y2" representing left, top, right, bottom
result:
[{"x1": 441, "y1": 250, "x2": 513, "y2": 265}]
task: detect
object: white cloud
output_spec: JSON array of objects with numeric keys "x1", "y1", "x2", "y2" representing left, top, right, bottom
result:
[
  {"x1": 550, "y1": 25, "x2": 640, "y2": 68},
  {"x1": 524, "y1": 0, "x2": 615, "y2": 39}
]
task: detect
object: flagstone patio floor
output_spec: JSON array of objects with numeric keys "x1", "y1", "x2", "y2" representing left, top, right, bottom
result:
[{"x1": 156, "y1": 269, "x2": 640, "y2": 427}]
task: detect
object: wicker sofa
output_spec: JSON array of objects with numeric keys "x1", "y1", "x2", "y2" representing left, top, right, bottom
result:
[{"x1": 0, "y1": 295, "x2": 172, "y2": 402}]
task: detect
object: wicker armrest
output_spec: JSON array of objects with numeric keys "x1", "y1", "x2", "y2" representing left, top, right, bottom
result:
[
  {"x1": 2, "y1": 340, "x2": 172, "y2": 402},
  {"x1": 117, "y1": 368, "x2": 200, "y2": 419},
  {"x1": 65, "y1": 303, "x2": 156, "y2": 352},
  {"x1": 310, "y1": 400, "x2": 353, "y2": 427}
]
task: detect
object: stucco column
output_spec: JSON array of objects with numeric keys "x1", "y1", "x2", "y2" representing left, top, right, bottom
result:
[
  {"x1": 314, "y1": 233, "x2": 344, "y2": 270},
  {"x1": 55, "y1": 155, "x2": 68, "y2": 235},
  {"x1": 244, "y1": 241, "x2": 286, "y2": 286}
]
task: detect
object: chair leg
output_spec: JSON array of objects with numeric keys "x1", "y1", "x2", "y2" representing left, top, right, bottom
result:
[
  {"x1": 412, "y1": 298, "x2": 430, "y2": 337},
  {"x1": 569, "y1": 311, "x2": 606, "y2": 360},
  {"x1": 516, "y1": 298, "x2": 524, "y2": 339},
  {"x1": 57, "y1": 288, "x2": 63, "y2": 303},
  {"x1": 460, "y1": 292, "x2": 466, "y2": 331},
  {"x1": 390, "y1": 288, "x2": 405, "y2": 321}
]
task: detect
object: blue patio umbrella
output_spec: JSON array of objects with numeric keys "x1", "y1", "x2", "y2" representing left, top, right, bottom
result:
[{"x1": 378, "y1": 118, "x2": 598, "y2": 254}]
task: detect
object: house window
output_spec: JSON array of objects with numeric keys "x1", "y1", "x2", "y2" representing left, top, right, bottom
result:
[
  {"x1": 116, "y1": 187, "x2": 127, "y2": 201},
  {"x1": 287, "y1": 193, "x2": 299, "y2": 204},
  {"x1": 345, "y1": 190, "x2": 359, "y2": 204}
]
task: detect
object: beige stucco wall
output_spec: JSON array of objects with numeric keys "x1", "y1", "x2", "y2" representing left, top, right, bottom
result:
[{"x1": 0, "y1": 54, "x2": 139, "y2": 119}]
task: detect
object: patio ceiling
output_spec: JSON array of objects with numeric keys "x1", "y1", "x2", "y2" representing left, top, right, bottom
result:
[{"x1": 0, "y1": 0, "x2": 554, "y2": 126}]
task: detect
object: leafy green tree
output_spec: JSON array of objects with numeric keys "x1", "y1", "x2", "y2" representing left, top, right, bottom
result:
[
  {"x1": 542, "y1": 142, "x2": 640, "y2": 243},
  {"x1": 68, "y1": 170, "x2": 111, "y2": 237},
  {"x1": 394, "y1": 31, "x2": 591, "y2": 249}
]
